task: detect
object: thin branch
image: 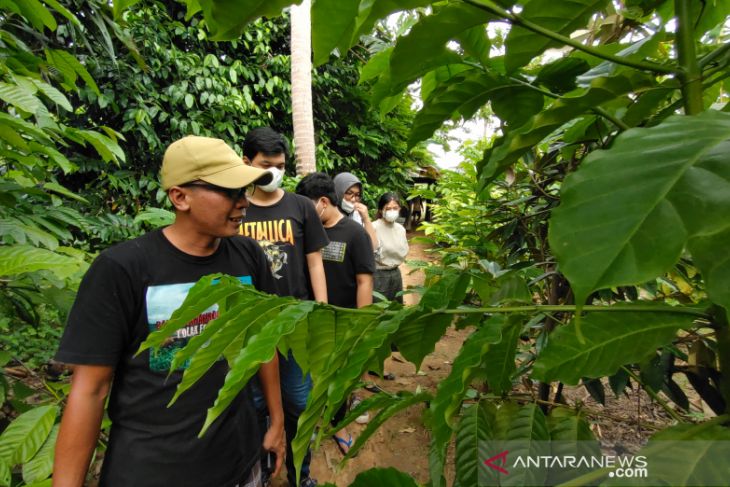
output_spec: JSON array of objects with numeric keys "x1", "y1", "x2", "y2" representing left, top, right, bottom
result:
[
  {"x1": 622, "y1": 366, "x2": 686, "y2": 423},
  {"x1": 461, "y1": 0, "x2": 676, "y2": 75}
]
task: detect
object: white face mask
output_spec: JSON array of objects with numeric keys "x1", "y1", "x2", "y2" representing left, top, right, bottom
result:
[
  {"x1": 384, "y1": 209, "x2": 399, "y2": 223},
  {"x1": 257, "y1": 167, "x2": 284, "y2": 193},
  {"x1": 340, "y1": 198, "x2": 355, "y2": 214}
]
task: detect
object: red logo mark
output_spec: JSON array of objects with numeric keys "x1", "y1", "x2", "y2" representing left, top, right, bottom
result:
[{"x1": 484, "y1": 450, "x2": 509, "y2": 475}]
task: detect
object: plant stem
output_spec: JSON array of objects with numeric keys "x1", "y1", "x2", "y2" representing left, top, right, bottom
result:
[
  {"x1": 349, "y1": 303, "x2": 711, "y2": 319},
  {"x1": 712, "y1": 306, "x2": 730, "y2": 414},
  {"x1": 461, "y1": 0, "x2": 675, "y2": 75},
  {"x1": 674, "y1": 0, "x2": 704, "y2": 115},
  {"x1": 622, "y1": 366, "x2": 686, "y2": 423},
  {"x1": 698, "y1": 41, "x2": 730, "y2": 69}
]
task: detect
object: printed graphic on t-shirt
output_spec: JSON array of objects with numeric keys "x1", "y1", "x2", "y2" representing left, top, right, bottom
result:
[
  {"x1": 146, "y1": 276, "x2": 252, "y2": 372},
  {"x1": 240, "y1": 219, "x2": 296, "y2": 280},
  {"x1": 241, "y1": 219, "x2": 295, "y2": 245},
  {"x1": 322, "y1": 240, "x2": 347, "y2": 263}
]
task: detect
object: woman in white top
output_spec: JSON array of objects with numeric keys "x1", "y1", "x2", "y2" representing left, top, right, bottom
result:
[{"x1": 372, "y1": 192, "x2": 409, "y2": 304}]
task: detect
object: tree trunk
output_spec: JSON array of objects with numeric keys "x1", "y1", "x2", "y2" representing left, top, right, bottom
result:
[{"x1": 290, "y1": 0, "x2": 316, "y2": 175}]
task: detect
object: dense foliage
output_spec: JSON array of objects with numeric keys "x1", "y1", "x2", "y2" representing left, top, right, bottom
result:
[
  {"x1": 161, "y1": 1, "x2": 730, "y2": 486},
  {"x1": 2, "y1": 0, "x2": 729, "y2": 486}
]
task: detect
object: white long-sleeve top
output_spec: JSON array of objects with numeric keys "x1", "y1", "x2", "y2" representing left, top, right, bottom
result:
[{"x1": 373, "y1": 219, "x2": 409, "y2": 269}]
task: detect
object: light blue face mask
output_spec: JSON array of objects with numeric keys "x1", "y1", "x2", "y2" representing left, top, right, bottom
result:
[{"x1": 257, "y1": 167, "x2": 284, "y2": 192}]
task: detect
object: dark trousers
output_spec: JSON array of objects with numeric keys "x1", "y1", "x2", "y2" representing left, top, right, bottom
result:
[{"x1": 373, "y1": 267, "x2": 404, "y2": 304}]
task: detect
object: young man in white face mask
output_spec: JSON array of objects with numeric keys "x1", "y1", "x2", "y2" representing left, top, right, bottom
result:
[
  {"x1": 333, "y1": 172, "x2": 378, "y2": 250},
  {"x1": 240, "y1": 127, "x2": 328, "y2": 487}
]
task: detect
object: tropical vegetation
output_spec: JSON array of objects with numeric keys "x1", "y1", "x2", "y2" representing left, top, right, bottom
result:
[{"x1": 1, "y1": 0, "x2": 729, "y2": 486}]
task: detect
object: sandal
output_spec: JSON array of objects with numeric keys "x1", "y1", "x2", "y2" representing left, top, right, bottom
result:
[
  {"x1": 333, "y1": 433, "x2": 353, "y2": 455},
  {"x1": 363, "y1": 382, "x2": 382, "y2": 393},
  {"x1": 368, "y1": 371, "x2": 396, "y2": 380}
]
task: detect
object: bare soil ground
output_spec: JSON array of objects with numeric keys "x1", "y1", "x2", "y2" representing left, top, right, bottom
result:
[{"x1": 276, "y1": 232, "x2": 683, "y2": 486}]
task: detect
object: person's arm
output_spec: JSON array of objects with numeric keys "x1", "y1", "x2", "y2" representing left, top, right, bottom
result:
[
  {"x1": 257, "y1": 355, "x2": 286, "y2": 478},
  {"x1": 354, "y1": 202, "x2": 378, "y2": 249},
  {"x1": 306, "y1": 251, "x2": 328, "y2": 303},
  {"x1": 355, "y1": 273, "x2": 374, "y2": 308},
  {"x1": 53, "y1": 365, "x2": 114, "y2": 487}
]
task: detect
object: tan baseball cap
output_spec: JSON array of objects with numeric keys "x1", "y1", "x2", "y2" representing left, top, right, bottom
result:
[{"x1": 161, "y1": 136, "x2": 273, "y2": 190}]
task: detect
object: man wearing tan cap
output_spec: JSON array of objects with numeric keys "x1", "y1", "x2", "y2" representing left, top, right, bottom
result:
[{"x1": 52, "y1": 136, "x2": 285, "y2": 487}]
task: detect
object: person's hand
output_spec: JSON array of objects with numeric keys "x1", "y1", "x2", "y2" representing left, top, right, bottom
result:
[
  {"x1": 353, "y1": 202, "x2": 370, "y2": 221},
  {"x1": 262, "y1": 419, "x2": 286, "y2": 477}
]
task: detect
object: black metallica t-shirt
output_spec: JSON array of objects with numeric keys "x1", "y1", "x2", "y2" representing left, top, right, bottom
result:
[
  {"x1": 56, "y1": 230, "x2": 276, "y2": 487},
  {"x1": 321, "y1": 217, "x2": 375, "y2": 308},
  {"x1": 241, "y1": 191, "x2": 329, "y2": 299}
]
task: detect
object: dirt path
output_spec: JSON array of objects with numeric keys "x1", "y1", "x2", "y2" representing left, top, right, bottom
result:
[{"x1": 304, "y1": 232, "x2": 468, "y2": 486}]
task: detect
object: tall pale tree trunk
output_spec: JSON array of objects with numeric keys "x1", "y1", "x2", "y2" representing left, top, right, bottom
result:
[{"x1": 290, "y1": 0, "x2": 316, "y2": 175}]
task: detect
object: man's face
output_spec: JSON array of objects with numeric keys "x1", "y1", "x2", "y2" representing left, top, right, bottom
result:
[
  {"x1": 246, "y1": 152, "x2": 286, "y2": 172},
  {"x1": 180, "y1": 182, "x2": 250, "y2": 237}
]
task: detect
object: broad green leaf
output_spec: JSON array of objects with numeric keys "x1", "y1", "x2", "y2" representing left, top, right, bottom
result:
[
  {"x1": 140, "y1": 275, "x2": 249, "y2": 352},
  {"x1": 305, "y1": 307, "x2": 336, "y2": 378},
  {"x1": 455, "y1": 402, "x2": 494, "y2": 487},
  {"x1": 31, "y1": 80, "x2": 72, "y2": 111},
  {"x1": 504, "y1": 0, "x2": 609, "y2": 73},
  {"x1": 504, "y1": 404, "x2": 550, "y2": 486},
  {"x1": 590, "y1": 422, "x2": 730, "y2": 486},
  {"x1": 15, "y1": 0, "x2": 57, "y2": 31},
  {"x1": 0, "y1": 245, "x2": 81, "y2": 278},
  {"x1": 169, "y1": 296, "x2": 291, "y2": 404},
  {"x1": 41, "y1": 0, "x2": 82, "y2": 27},
  {"x1": 0, "y1": 82, "x2": 41, "y2": 114},
  {"x1": 428, "y1": 320, "x2": 503, "y2": 487},
  {"x1": 200, "y1": 300, "x2": 316, "y2": 434},
  {"x1": 688, "y1": 227, "x2": 730, "y2": 314},
  {"x1": 0, "y1": 218, "x2": 59, "y2": 249},
  {"x1": 479, "y1": 72, "x2": 652, "y2": 184},
  {"x1": 45, "y1": 49, "x2": 99, "y2": 95},
  {"x1": 408, "y1": 70, "x2": 503, "y2": 148},
  {"x1": 322, "y1": 308, "x2": 414, "y2": 426},
  {"x1": 41, "y1": 181, "x2": 82, "y2": 204},
  {"x1": 21, "y1": 424, "x2": 58, "y2": 484},
  {"x1": 490, "y1": 86, "x2": 545, "y2": 130},
  {"x1": 133, "y1": 207, "x2": 174, "y2": 227},
  {"x1": 311, "y1": 0, "x2": 360, "y2": 66},
  {"x1": 349, "y1": 467, "x2": 419, "y2": 487},
  {"x1": 456, "y1": 25, "x2": 491, "y2": 68},
  {"x1": 0, "y1": 405, "x2": 57, "y2": 465},
  {"x1": 0, "y1": 113, "x2": 52, "y2": 144},
  {"x1": 193, "y1": 0, "x2": 303, "y2": 40},
  {"x1": 532, "y1": 310, "x2": 693, "y2": 385},
  {"x1": 112, "y1": 0, "x2": 142, "y2": 19},
  {"x1": 342, "y1": 391, "x2": 430, "y2": 459},
  {"x1": 420, "y1": 64, "x2": 473, "y2": 102},
  {"x1": 548, "y1": 111, "x2": 730, "y2": 309},
  {"x1": 395, "y1": 271, "x2": 470, "y2": 369},
  {"x1": 0, "y1": 459, "x2": 8, "y2": 487},
  {"x1": 349, "y1": 0, "x2": 433, "y2": 51},
  {"x1": 535, "y1": 57, "x2": 590, "y2": 94},
  {"x1": 546, "y1": 409, "x2": 599, "y2": 485},
  {"x1": 389, "y1": 3, "x2": 492, "y2": 92},
  {"x1": 483, "y1": 315, "x2": 521, "y2": 395},
  {"x1": 360, "y1": 47, "x2": 392, "y2": 84},
  {"x1": 184, "y1": 93, "x2": 194, "y2": 109}
]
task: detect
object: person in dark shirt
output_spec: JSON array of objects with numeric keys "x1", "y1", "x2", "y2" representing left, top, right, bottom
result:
[
  {"x1": 241, "y1": 128, "x2": 328, "y2": 487},
  {"x1": 53, "y1": 136, "x2": 285, "y2": 487},
  {"x1": 295, "y1": 172, "x2": 375, "y2": 453}
]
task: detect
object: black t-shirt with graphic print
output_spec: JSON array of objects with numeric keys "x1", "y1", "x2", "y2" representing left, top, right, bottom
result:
[
  {"x1": 321, "y1": 217, "x2": 375, "y2": 308},
  {"x1": 55, "y1": 229, "x2": 276, "y2": 487},
  {"x1": 241, "y1": 191, "x2": 329, "y2": 299}
]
